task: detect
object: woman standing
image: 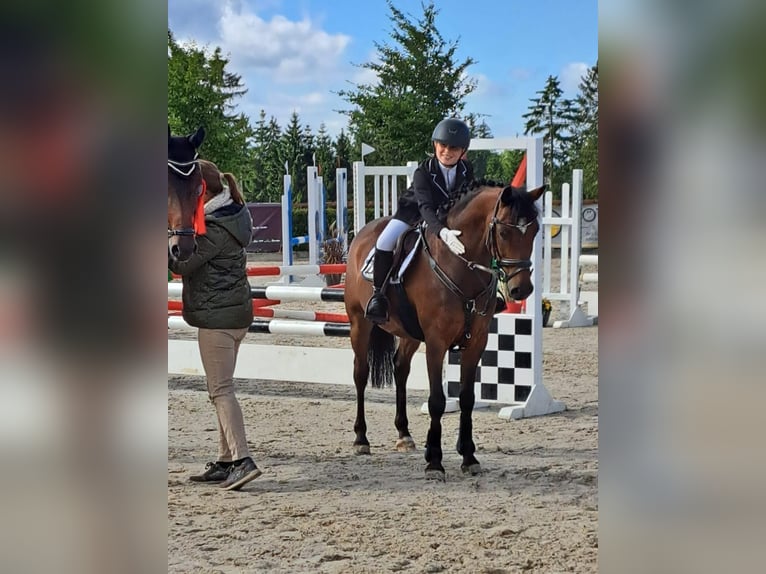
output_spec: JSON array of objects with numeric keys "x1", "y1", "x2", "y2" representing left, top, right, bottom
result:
[{"x1": 169, "y1": 159, "x2": 261, "y2": 491}]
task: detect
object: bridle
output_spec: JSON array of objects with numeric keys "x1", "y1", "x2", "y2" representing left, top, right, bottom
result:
[
  {"x1": 419, "y1": 189, "x2": 538, "y2": 344},
  {"x1": 486, "y1": 190, "x2": 536, "y2": 282},
  {"x1": 168, "y1": 154, "x2": 203, "y2": 238}
]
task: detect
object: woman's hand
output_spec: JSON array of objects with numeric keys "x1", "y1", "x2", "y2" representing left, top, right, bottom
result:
[{"x1": 439, "y1": 227, "x2": 465, "y2": 255}]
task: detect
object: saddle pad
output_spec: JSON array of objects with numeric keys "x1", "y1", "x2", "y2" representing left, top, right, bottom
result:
[{"x1": 361, "y1": 233, "x2": 423, "y2": 283}]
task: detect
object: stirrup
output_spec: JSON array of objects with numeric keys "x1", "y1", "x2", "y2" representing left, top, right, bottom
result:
[{"x1": 365, "y1": 293, "x2": 389, "y2": 323}]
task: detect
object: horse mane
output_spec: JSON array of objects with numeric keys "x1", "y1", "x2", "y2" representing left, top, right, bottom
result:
[
  {"x1": 445, "y1": 178, "x2": 539, "y2": 224},
  {"x1": 199, "y1": 159, "x2": 246, "y2": 205}
]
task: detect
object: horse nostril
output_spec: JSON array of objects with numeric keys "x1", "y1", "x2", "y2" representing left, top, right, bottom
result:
[
  {"x1": 170, "y1": 244, "x2": 181, "y2": 259},
  {"x1": 510, "y1": 283, "x2": 533, "y2": 300}
]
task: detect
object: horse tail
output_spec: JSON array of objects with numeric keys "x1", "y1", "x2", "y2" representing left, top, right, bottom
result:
[
  {"x1": 368, "y1": 325, "x2": 395, "y2": 388},
  {"x1": 223, "y1": 173, "x2": 245, "y2": 205}
]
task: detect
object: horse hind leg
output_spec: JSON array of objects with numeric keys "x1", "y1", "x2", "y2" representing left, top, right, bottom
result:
[
  {"x1": 350, "y1": 317, "x2": 373, "y2": 455},
  {"x1": 393, "y1": 338, "x2": 419, "y2": 452}
]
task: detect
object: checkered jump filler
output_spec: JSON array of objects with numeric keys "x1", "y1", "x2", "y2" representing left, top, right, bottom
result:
[{"x1": 422, "y1": 313, "x2": 566, "y2": 420}]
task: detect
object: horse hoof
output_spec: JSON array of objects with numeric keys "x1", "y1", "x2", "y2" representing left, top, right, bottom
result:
[
  {"x1": 395, "y1": 437, "x2": 417, "y2": 452},
  {"x1": 461, "y1": 463, "x2": 482, "y2": 476},
  {"x1": 354, "y1": 444, "x2": 371, "y2": 455},
  {"x1": 425, "y1": 469, "x2": 446, "y2": 481}
]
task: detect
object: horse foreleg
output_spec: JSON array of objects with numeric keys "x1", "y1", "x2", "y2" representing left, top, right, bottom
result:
[
  {"x1": 424, "y1": 344, "x2": 448, "y2": 480},
  {"x1": 456, "y1": 339, "x2": 485, "y2": 475},
  {"x1": 350, "y1": 318, "x2": 372, "y2": 454},
  {"x1": 394, "y1": 338, "x2": 419, "y2": 452}
]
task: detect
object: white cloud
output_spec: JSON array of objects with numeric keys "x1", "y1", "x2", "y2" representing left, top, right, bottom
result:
[
  {"x1": 561, "y1": 62, "x2": 589, "y2": 94},
  {"x1": 509, "y1": 67, "x2": 533, "y2": 82},
  {"x1": 351, "y1": 50, "x2": 380, "y2": 87},
  {"x1": 469, "y1": 73, "x2": 510, "y2": 99},
  {"x1": 218, "y1": 5, "x2": 351, "y2": 84}
]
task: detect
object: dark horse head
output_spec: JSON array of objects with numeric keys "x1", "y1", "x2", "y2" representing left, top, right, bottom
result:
[{"x1": 168, "y1": 126, "x2": 205, "y2": 261}]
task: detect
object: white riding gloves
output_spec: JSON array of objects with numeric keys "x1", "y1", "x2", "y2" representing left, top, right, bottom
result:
[{"x1": 439, "y1": 227, "x2": 465, "y2": 255}]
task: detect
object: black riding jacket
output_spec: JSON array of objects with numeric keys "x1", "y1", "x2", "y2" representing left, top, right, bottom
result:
[{"x1": 394, "y1": 157, "x2": 474, "y2": 235}]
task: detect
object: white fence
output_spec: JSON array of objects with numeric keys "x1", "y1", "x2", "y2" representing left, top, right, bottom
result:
[{"x1": 542, "y1": 169, "x2": 598, "y2": 328}]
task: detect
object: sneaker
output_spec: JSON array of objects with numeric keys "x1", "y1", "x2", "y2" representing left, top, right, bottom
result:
[
  {"x1": 220, "y1": 458, "x2": 262, "y2": 491},
  {"x1": 189, "y1": 461, "x2": 230, "y2": 483}
]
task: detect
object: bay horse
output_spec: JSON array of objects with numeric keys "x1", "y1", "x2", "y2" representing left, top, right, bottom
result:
[
  {"x1": 344, "y1": 180, "x2": 545, "y2": 480},
  {"x1": 168, "y1": 126, "x2": 205, "y2": 261}
]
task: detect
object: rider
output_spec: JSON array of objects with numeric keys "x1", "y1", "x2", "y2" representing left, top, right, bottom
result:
[{"x1": 365, "y1": 117, "x2": 474, "y2": 324}]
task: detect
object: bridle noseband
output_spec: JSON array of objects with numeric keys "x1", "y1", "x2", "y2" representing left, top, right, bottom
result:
[{"x1": 168, "y1": 154, "x2": 202, "y2": 238}]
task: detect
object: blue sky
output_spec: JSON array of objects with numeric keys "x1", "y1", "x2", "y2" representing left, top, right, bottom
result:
[{"x1": 168, "y1": 0, "x2": 597, "y2": 139}]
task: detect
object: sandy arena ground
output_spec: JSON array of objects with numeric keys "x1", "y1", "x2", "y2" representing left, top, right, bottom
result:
[{"x1": 168, "y1": 254, "x2": 598, "y2": 573}]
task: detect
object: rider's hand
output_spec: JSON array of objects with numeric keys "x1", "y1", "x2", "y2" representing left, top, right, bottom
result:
[{"x1": 439, "y1": 227, "x2": 465, "y2": 255}]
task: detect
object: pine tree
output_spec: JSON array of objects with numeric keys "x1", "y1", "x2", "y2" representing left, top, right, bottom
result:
[
  {"x1": 522, "y1": 75, "x2": 575, "y2": 195},
  {"x1": 279, "y1": 112, "x2": 314, "y2": 203},
  {"x1": 337, "y1": 1, "x2": 476, "y2": 165},
  {"x1": 569, "y1": 63, "x2": 598, "y2": 199},
  {"x1": 314, "y1": 123, "x2": 336, "y2": 200},
  {"x1": 168, "y1": 30, "x2": 255, "y2": 182}
]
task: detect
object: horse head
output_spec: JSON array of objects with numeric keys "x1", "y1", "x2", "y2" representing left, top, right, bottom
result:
[
  {"x1": 486, "y1": 184, "x2": 546, "y2": 301},
  {"x1": 168, "y1": 126, "x2": 205, "y2": 261}
]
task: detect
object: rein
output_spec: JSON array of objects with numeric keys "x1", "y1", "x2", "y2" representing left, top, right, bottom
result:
[
  {"x1": 419, "y1": 189, "x2": 537, "y2": 345},
  {"x1": 420, "y1": 225, "x2": 498, "y2": 344}
]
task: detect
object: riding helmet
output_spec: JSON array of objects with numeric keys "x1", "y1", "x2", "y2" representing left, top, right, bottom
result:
[{"x1": 431, "y1": 118, "x2": 471, "y2": 150}]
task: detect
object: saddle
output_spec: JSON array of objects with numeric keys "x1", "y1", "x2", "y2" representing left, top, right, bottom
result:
[
  {"x1": 361, "y1": 224, "x2": 426, "y2": 340},
  {"x1": 361, "y1": 225, "x2": 419, "y2": 281}
]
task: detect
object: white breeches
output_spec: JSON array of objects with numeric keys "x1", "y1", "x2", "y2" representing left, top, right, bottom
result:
[{"x1": 375, "y1": 218, "x2": 411, "y2": 251}]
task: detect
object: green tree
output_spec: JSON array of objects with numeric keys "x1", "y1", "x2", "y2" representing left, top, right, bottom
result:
[
  {"x1": 568, "y1": 63, "x2": 598, "y2": 199},
  {"x1": 334, "y1": 129, "x2": 353, "y2": 173},
  {"x1": 464, "y1": 117, "x2": 493, "y2": 179},
  {"x1": 484, "y1": 150, "x2": 526, "y2": 183},
  {"x1": 167, "y1": 30, "x2": 255, "y2": 184},
  {"x1": 522, "y1": 75, "x2": 576, "y2": 195},
  {"x1": 250, "y1": 110, "x2": 286, "y2": 202},
  {"x1": 314, "y1": 123, "x2": 336, "y2": 200},
  {"x1": 337, "y1": 0, "x2": 477, "y2": 165},
  {"x1": 279, "y1": 112, "x2": 314, "y2": 203}
]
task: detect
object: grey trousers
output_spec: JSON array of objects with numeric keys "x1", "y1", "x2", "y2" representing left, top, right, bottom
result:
[{"x1": 197, "y1": 327, "x2": 250, "y2": 462}]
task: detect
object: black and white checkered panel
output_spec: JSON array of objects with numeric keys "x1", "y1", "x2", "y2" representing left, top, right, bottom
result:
[{"x1": 445, "y1": 314, "x2": 535, "y2": 405}]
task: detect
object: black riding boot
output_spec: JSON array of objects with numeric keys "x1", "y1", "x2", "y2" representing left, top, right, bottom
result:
[{"x1": 365, "y1": 249, "x2": 394, "y2": 324}]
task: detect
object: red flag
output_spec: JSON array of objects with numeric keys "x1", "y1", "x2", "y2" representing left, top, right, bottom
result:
[
  {"x1": 194, "y1": 178, "x2": 207, "y2": 235},
  {"x1": 511, "y1": 154, "x2": 527, "y2": 187}
]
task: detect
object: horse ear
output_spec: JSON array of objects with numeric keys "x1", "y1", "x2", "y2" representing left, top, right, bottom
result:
[
  {"x1": 168, "y1": 125, "x2": 172, "y2": 140},
  {"x1": 528, "y1": 184, "x2": 546, "y2": 201},
  {"x1": 500, "y1": 185, "x2": 524, "y2": 205},
  {"x1": 188, "y1": 126, "x2": 206, "y2": 149}
]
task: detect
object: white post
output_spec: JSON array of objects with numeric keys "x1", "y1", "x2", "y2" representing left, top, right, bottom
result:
[
  {"x1": 281, "y1": 174, "x2": 292, "y2": 267},
  {"x1": 373, "y1": 176, "x2": 381, "y2": 220},
  {"x1": 352, "y1": 161, "x2": 366, "y2": 232},
  {"x1": 551, "y1": 168, "x2": 594, "y2": 328},
  {"x1": 569, "y1": 170, "x2": 584, "y2": 313},
  {"x1": 307, "y1": 166, "x2": 319, "y2": 266},
  {"x1": 543, "y1": 190, "x2": 553, "y2": 297},
  {"x1": 319, "y1": 175, "x2": 326, "y2": 249},
  {"x1": 336, "y1": 168, "x2": 348, "y2": 249},
  {"x1": 560, "y1": 182, "x2": 571, "y2": 303}
]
